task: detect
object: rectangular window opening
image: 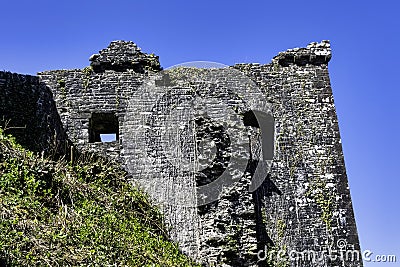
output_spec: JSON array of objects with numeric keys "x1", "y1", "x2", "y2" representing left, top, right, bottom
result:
[{"x1": 89, "y1": 113, "x2": 119, "y2": 143}]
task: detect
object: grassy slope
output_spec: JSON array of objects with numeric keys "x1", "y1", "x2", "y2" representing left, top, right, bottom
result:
[{"x1": 0, "y1": 128, "x2": 199, "y2": 266}]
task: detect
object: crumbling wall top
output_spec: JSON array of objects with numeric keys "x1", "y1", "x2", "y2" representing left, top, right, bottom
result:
[
  {"x1": 89, "y1": 40, "x2": 162, "y2": 73},
  {"x1": 273, "y1": 40, "x2": 331, "y2": 66}
]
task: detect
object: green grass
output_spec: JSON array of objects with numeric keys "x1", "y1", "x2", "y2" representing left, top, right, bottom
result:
[{"x1": 0, "y1": 128, "x2": 200, "y2": 266}]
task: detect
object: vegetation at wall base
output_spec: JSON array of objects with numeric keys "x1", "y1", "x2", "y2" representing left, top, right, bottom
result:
[{"x1": 0, "y1": 128, "x2": 200, "y2": 266}]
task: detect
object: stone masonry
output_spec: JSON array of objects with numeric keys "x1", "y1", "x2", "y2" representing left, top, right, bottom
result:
[{"x1": 0, "y1": 40, "x2": 362, "y2": 267}]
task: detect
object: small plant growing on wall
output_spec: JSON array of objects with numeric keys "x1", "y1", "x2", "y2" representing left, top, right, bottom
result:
[
  {"x1": 57, "y1": 79, "x2": 66, "y2": 97},
  {"x1": 82, "y1": 66, "x2": 93, "y2": 90}
]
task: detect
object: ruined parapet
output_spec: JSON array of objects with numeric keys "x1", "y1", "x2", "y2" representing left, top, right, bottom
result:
[
  {"x1": 89, "y1": 40, "x2": 162, "y2": 73},
  {"x1": 273, "y1": 40, "x2": 331, "y2": 66}
]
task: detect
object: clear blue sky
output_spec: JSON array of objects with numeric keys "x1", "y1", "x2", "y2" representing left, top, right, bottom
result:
[{"x1": 1, "y1": 1, "x2": 399, "y2": 265}]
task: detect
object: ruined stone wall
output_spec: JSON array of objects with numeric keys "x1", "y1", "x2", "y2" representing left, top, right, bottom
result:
[
  {"x1": 38, "y1": 68, "x2": 143, "y2": 160},
  {"x1": 231, "y1": 41, "x2": 361, "y2": 266},
  {"x1": 0, "y1": 40, "x2": 362, "y2": 267},
  {"x1": 0, "y1": 71, "x2": 66, "y2": 155},
  {"x1": 38, "y1": 41, "x2": 161, "y2": 160}
]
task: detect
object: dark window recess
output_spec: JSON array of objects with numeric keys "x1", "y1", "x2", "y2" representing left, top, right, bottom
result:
[{"x1": 89, "y1": 113, "x2": 119, "y2": 143}]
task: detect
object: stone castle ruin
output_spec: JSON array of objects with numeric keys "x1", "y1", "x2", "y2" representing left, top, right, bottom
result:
[{"x1": 0, "y1": 40, "x2": 362, "y2": 266}]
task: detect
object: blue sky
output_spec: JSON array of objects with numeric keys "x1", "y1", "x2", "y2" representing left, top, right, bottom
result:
[{"x1": 1, "y1": 0, "x2": 399, "y2": 265}]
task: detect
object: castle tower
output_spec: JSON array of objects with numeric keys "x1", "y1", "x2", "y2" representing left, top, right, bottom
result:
[{"x1": 1, "y1": 40, "x2": 362, "y2": 267}]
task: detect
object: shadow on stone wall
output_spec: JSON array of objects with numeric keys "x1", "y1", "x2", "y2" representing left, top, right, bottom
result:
[{"x1": 0, "y1": 71, "x2": 68, "y2": 158}]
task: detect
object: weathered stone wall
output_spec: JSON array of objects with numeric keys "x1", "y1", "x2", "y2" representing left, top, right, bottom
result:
[
  {"x1": 38, "y1": 41, "x2": 162, "y2": 161},
  {"x1": 0, "y1": 40, "x2": 362, "y2": 267},
  {"x1": 38, "y1": 68, "x2": 144, "y2": 160},
  {"x1": 231, "y1": 40, "x2": 361, "y2": 266},
  {"x1": 0, "y1": 72, "x2": 66, "y2": 155}
]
